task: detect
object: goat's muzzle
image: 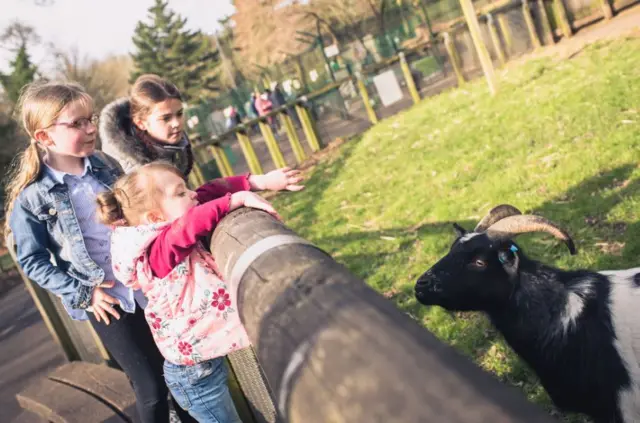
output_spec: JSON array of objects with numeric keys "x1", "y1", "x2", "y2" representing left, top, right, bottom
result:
[{"x1": 414, "y1": 270, "x2": 442, "y2": 305}]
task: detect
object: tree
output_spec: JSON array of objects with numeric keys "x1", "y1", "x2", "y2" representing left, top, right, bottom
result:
[
  {"x1": 0, "y1": 21, "x2": 40, "y2": 214},
  {"x1": 233, "y1": 0, "x2": 312, "y2": 71},
  {"x1": 300, "y1": 0, "x2": 373, "y2": 53},
  {"x1": 0, "y1": 44, "x2": 38, "y2": 107},
  {"x1": 294, "y1": 0, "x2": 395, "y2": 59},
  {"x1": 130, "y1": 0, "x2": 221, "y2": 102},
  {"x1": 211, "y1": 15, "x2": 245, "y2": 90},
  {"x1": 55, "y1": 48, "x2": 131, "y2": 111},
  {"x1": 0, "y1": 21, "x2": 41, "y2": 52}
]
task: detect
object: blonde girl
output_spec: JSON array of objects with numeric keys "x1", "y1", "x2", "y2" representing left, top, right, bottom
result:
[{"x1": 97, "y1": 162, "x2": 303, "y2": 422}]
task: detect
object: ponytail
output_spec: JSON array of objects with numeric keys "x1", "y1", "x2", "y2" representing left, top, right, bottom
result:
[
  {"x1": 96, "y1": 190, "x2": 127, "y2": 227},
  {"x1": 95, "y1": 162, "x2": 183, "y2": 227},
  {"x1": 4, "y1": 141, "x2": 44, "y2": 235}
]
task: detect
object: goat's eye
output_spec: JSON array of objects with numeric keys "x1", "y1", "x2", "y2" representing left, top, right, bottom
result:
[{"x1": 471, "y1": 259, "x2": 487, "y2": 269}]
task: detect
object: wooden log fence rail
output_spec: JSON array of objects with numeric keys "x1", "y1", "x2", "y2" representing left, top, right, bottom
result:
[{"x1": 209, "y1": 208, "x2": 558, "y2": 423}]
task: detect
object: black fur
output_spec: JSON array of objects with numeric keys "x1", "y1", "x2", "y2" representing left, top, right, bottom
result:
[{"x1": 415, "y1": 228, "x2": 632, "y2": 423}]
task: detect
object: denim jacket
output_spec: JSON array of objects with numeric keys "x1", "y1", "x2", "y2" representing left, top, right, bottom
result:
[{"x1": 9, "y1": 152, "x2": 123, "y2": 311}]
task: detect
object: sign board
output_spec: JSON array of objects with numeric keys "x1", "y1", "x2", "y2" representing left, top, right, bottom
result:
[
  {"x1": 373, "y1": 70, "x2": 403, "y2": 107},
  {"x1": 324, "y1": 44, "x2": 340, "y2": 58},
  {"x1": 282, "y1": 79, "x2": 293, "y2": 95}
]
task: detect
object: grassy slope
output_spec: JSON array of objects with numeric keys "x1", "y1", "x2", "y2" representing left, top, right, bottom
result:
[{"x1": 273, "y1": 37, "x2": 640, "y2": 421}]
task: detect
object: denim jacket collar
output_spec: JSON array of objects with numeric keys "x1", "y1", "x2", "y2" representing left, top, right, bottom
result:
[
  {"x1": 39, "y1": 153, "x2": 112, "y2": 193},
  {"x1": 44, "y1": 157, "x2": 91, "y2": 185}
]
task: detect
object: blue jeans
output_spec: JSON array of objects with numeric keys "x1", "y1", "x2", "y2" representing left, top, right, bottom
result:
[{"x1": 163, "y1": 357, "x2": 242, "y2": 423}]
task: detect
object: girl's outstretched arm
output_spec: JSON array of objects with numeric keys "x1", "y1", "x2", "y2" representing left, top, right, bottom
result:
[
  {"x1": 197, "y1": 167, "x2": 304, "y2": 203},
  {"x1": 196, "y1": 175, "x2": 251, "y2": 203},
  {"x1": 147, "y1": 194, "x2": 233, "y2": 278},
  {"x1": 147, "y1": 191, "x2": 279, "y2": 278}
]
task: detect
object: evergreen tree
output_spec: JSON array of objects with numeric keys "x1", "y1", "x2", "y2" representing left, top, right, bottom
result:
[
  {"x1": 130, "y1": 0, "x2": 221, "y2": 102},
  {"x1": 0, "y1": 43, "x2": 38, "y2": 107}
]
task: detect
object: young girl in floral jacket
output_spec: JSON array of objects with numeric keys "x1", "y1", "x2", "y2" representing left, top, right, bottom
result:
[{"x1": 97, "y1": 162, "x2": 303, "y2": 422}]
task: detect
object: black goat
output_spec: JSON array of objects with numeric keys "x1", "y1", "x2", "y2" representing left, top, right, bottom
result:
[{"x1": 414, "y1": 205, "x2": 640, "y2": 423}]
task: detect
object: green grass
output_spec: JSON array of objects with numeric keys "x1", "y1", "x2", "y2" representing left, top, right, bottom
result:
[
  {"x1": 0, "y1": 253, "x2": 15, "y2": 272},
  {"x1": 412, "y1": 56, "x2": 440, "y2": 77},
  {"x1": 272, "y1": 36, "x2": 640, "y2": 422}
]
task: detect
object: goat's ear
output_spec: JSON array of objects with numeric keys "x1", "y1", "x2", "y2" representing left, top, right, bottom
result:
[
  {"x1": 453, "y1": 223, "x2": 467, "y2": 238},
  {"x1": 498, "y1": 244, "x2": 520, "y2": 278}
]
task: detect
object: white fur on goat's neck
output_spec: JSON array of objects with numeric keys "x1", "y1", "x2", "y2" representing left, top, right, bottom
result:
[
  {"x1": 601, "y1": 268, "x2": 640, "y2": 422},
  {"x1": 459, "y1": 232, "x2": 481, "y2": 243},
  {"x1": 559, "y1": 279, "x2": 594, "y2": 334}
]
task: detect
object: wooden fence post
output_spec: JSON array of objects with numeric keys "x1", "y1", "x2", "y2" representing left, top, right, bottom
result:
[
  {"x1": 258, "y1": 120, "x2": 287, "y2": 169},
  {"x1": 236, "y1": 130, "x2": 264, "y2": 175},
  {"x1": 522, "y1": 0, "x2": 542, "y2": 50},
  {"x1": 208, "y1": 144, "x2": 235, "y2": 177},
  {"x1": 399, "y1": 52, "x2": 421, "y2": 104},
  {"x1": 537, "y1": 0, "x2": 555, "y2": 45},
  {"x1": 459, "y1": 0, "x2": 497, "y2": 95},
  {"x1": 600, "y1": 0, "x2": 614, "y2": 19},
  {"x1": 280, "y1": 112, "x2": 307, "y2": 164},
  {"x1": 295, "y1": 104, "x2": 321, "y2": 153},
  {"x1": 485, "y1": 13, "x2": 506, "y2": 67},
  {"x1": 497, "y1": 15, "x2": 513, "y2": 56},
  {"x1": 6, "y1": 233, "x2": 112, "y2": 365},
  {"x1": 443, "y1": 32, "x2": 466, "y2": 86},
  {"x1": 553, "y1": 0, "x2": 573, "y2": 39},
  {"x1": 355, "y1": 74, "x2": 379, "y2": 125}
]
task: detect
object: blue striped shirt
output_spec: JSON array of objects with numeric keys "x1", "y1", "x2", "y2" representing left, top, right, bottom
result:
[{"x1": 44, "y1": 158, "x2": 147, "y2": 320}]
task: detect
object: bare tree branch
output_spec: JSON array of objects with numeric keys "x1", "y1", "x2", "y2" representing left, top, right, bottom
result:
[{"x1": 0, "y1": 21, "x2": 40, "y2": 52}]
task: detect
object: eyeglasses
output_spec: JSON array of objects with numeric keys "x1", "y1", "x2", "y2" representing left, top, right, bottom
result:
[{"x1": 48, "y1": 114, "x2": 99, "y2": 130}]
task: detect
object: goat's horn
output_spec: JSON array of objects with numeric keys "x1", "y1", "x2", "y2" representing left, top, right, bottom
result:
[
  {"x1": 474, "y1": 204, "x2": 523, "y2": 232},
  {"x1": 486, "y1": 215, "x2": 577, "y2": 255}
]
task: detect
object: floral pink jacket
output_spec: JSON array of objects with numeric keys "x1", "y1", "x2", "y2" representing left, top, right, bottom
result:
[{"x1": 111, "y1": 178, "x2": 251, "y2": 365}]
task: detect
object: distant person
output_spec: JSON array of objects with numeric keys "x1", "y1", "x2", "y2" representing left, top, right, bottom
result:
[
  {"x1": 223, "y1": 105, "x2": 242, "y2": 131},
  {"x1": 245, "y1": 93, "x2": 259, "y2": 120},
  {"x1": 254, "y1": 91, "x2": 279, "y2": 132},
  {"x1": 269, "y1": 82, "x2": 300, "y2": 128},
  {"x1": 269, "y1": 82, "x2": 286, "y2": 109}
]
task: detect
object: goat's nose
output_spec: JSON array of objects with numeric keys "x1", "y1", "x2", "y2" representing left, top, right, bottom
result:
[{"x1": 415, "y1": 270, "x2": 434, "y2": 286}]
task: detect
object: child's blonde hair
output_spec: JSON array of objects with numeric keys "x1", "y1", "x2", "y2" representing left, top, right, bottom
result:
[
  {"x1": 130, "y1": 74, "x2": 182, "y2": 125},
  {"x1": 4, "y1": 81, "x2": 93, "y2": 234},
  {"x1": 96, "y1": 162, "x2": 184, "y2": 227}
]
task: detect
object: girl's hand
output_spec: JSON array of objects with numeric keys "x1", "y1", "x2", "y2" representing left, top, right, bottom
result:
[
  {"x1": 230, "y1": 191, "x2": 282, "y2": 220},
  {"x1": 251, "y1": 167, "x2": 304, "y2": 192},
  {"x1": 90, "y1": 281, "x2": 121, "y2": 325}
]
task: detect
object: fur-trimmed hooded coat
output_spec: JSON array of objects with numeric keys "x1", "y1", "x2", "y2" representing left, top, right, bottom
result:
[{"x1": 99, "y1": 98, "x2": 193, "y2": 175}]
